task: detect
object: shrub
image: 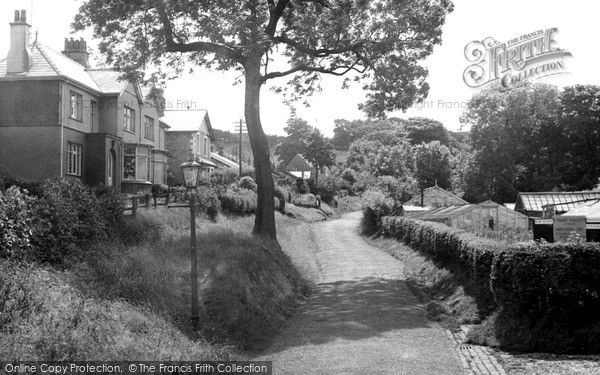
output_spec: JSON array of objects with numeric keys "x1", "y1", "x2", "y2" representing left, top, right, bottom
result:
[
  {"x1": 341, "y1": 168, "x2": 357, "y2": 185},
  {"x1": 218, "y1": 189, "x2": 257, "y2": 215},
  {"x1": 274, "y1": 187, "x2": 287, "y2": 213},
  {"x1": 292, "y1": 194, "x2": 318, "y2": 208},
  {"x1": 196, "y1": 187, "x2": 221, "y2": 222},
  {"x1": 240, "y1": 167, "x2": 255, "y2": 179},
  {"x1": 361, "y1": 189, "x2": 395, "y2": 236},
  {"x1": 211, "y1": 168, "x2": 238, "y2": 186},
  {"x1": 0, "y1": 186, "x2": 35, "y2": 261},
  {"x1": 316, "y1": 174, "x2": 343, "y2": 204},
  {"x1": 238, "y1": 176, "x2": 257, "y2": 192},
  {"x1": 295, "y1": 178, "x2": 309, "y2": 194}
]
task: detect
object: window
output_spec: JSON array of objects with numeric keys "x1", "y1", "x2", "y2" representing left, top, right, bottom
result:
[
  {"x1": 66, "y1": 142, "x2": 82, "y2": 176},
  {"x1": 144, "y1": 116, "x2": 155, "y2": 140},
  {"x1": 90, "y1": 100, "x2": 97, "y2": 130},
  {"x1": 124, "y1": 106, "x2": 135, "y2": 133},
  {"x1": 123, "y1": 145, "x2": 150, "y2": 181},
  {"x1": 204, "y1": 137, "x2": 208, "y2": 156},
  {"x1": 70, "y1": 92, "x2": 83, "y2": 121}
]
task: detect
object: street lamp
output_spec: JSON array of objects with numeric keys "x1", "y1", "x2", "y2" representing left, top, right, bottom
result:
[{"x1": 180, "y1": 160, "x2": 203, "y2": 330}]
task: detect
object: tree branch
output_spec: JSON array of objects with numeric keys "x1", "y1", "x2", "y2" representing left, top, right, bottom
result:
[
  {"x1": 263, "y1": 59, "x2": 367, "y2": 82},
  {"x1": 265, "y1": 0, "x2": 291, "y2": 37},
  {"x1": 273, "y1": 35, "x2": 360, "y2": 57},
  {"x1": 156, "y1": 1, "x2": 245, "y2": 63}
]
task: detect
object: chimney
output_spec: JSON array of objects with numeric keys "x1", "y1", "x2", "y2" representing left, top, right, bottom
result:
[
  {"x1": 7, "y1": 9, "x2": 33, "y2": 74},
  {"x1": 62, "y1": 37, "x2": 91, "y2": 69}
]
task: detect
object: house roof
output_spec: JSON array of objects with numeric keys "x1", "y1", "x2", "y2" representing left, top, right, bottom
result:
[
  {"x1": 211, "y1": 152, "x2": 238, "y2": 169},
  {"x1": 87, "y1": 69, "x2": 128, "y2": 94},
  {"x1": 514, "y1": 192, "x2": 600, "y2": 213},
  {"x1": 286, "y1": 154, "x2": 314, "y2": 171},
  {"x1": 416, "y1": 200, "x2": 528, "y2": 221},
  {"x1": 403, "y1": 185, "x2": 468, "y2": 207},
  {"x1": 561, "y1": 199, "x2": 600, "y2": 222},
  {"x1": 162, "y1": 110, "x2": 215, "y2": 140},
  {"x1": 0, "y1": 42, "x2": 101, "y2": 91}
]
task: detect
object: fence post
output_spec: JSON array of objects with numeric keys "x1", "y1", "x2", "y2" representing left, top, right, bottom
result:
[
  {"x1": 166, "y1": 192, "x2": 170, "y2": 206},
  {"x1": 132, "y1": 197, "x2": 138, "y2": 218},
  {"x1": 145, "y1": 194, "x2": 151, "y2": 209},
  {"x1": 153, "y1": 193, "x2": 158, "y2": 208}
]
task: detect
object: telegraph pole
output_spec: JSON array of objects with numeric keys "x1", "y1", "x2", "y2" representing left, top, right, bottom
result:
[{"x1": 234, "y1": 118, "x2": 246, "y2": 176}]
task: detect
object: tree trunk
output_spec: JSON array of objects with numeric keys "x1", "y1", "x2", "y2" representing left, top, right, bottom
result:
[{"x1": 244, "y1": 58, "x2": 277, "y2": 240}]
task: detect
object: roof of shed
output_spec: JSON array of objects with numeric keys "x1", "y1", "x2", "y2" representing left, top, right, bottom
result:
[{"x1": 515, "y1": 192, "x2": 600, "y2": 213}]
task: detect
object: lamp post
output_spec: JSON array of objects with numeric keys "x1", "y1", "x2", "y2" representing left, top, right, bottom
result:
[{"x1": 180, "y1": 160, "x2": 203, "y2": 330}]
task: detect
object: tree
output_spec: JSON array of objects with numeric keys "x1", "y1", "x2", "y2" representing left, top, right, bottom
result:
[
  {"x1": 558, "y1": 85, "x2": 600, "y2": 190},
  {"x1": 275, "y1": 118, "x2": 313, "y2": 165},
  {"x1": 75, "y1": 0, "x2": 453, "y2": 239},
  {"x1": 405, "y1": 117, "x2": 450, "y2": 146},
  {"x1": 415, "y1": 141, "x2": 451, "y2": 205},
  {"x1": 303, "y1": 129, "x2": 335, "y2": 186},
  {"x1": 332, "y1": 117, "x2": 407, "y2": 149}
]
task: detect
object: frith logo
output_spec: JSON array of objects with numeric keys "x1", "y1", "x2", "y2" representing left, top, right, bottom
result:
[{"x1": 463, "y1": 28, "x2": 572, "y2": 88}]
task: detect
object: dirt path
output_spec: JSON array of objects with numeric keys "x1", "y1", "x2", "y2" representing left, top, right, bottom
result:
[{"x1": 255, "y1": 212, "x2": 465, "y2": 375}]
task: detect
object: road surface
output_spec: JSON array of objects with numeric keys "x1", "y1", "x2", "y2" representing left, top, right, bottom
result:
[{"x1": 255, "y1": 211, "x2": 465, "y2": 375}]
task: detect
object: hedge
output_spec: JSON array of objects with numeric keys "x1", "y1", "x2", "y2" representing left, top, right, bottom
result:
[{"x1": 380, "y1": 215, "x2": 600, "y2": 353}]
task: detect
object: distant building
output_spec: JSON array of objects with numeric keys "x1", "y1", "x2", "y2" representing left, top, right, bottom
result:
[
  {"x1": 0, "y1": 10, "x2": 167, "y2": 194},
  {"x1": 286, "y1": 154, "x2": 315, "y2": 179},
  {"x1": 514, "y1": 191, "x2": 600, "y2": 218},
  {"x1": 403, "y1": 185, "x2": 468, "y2": 207},
  {"x1": 163, "y1": 110, "x2": 217, "y2": 185}
]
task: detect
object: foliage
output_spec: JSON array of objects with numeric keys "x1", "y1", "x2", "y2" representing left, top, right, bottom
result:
[
  {"x1": 274, "y1": 186, "x2": 287, "y2": 213},
  {"x1": 332, "y1": 118, "x2": 407, "y2": 150},
  {"x1": 211, "y1": 168, "x2": 239, "y2": 186},
  {"x1": 295, "y1": 178, "x2": 310, "y2": 195},
  {"x1": 195, "y1": 187, "x2": 221, "y2": 222},
  {"x1": 315, "y1": 174, "x2": 344, "y2": 204},
  {"x1": 341, "y1": 168, "x2": 357, "y2": 185},
  {"x1": 238, "y1": 176, "x2": 257, "y2": 192},
  {"x1": 275, "y1": 118, "x2": 314, "y2": 165},
  {"x1": 75, "y1": 0, "x2": 454, "y2": 239},
  {"x1": 218, "y1": 189, "x2": 258, "y2": 215},
  {"x1": 0, "y1": 187, "x2": 35, "y2": 260},
  {"x1": 361, "y1": 189, "x2": 396, "y2": 236},
  {"x1": 415, "y1": 141, "x2": 452, "y2": 191},
  {"x1": 405, "y1": 117, "x2": 451, "y2": 146}
]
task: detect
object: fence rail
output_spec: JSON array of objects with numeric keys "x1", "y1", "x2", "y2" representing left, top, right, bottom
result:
[{"x1": 122, "y1": 192, "x2": 181, "y2": 217}]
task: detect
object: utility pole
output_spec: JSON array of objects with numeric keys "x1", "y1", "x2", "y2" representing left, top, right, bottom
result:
[{"x1": 234, "y1": 118, "x2": 246, "y2": 176}]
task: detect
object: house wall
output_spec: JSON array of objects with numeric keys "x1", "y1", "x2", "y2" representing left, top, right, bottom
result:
[
  {"x1": 165, "y1": 131, "x2": 194, "y2": 185},
  {"x1": 59, "y1": 81, "x2": 98, "y2": 134},
  {"x1": 0, "y1": 80, "x2": 59, "y2": 126}
]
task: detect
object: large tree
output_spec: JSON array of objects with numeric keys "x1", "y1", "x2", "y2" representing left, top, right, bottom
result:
[{"x1": 75, "y1": 0, "x2": 453, "y2": 239}]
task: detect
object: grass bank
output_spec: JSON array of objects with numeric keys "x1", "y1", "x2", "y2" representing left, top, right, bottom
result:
[{"x1": 1, "y1": 208, "x2": 320, "y2": 359}]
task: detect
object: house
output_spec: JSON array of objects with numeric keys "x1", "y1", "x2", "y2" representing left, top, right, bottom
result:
[
  {"x1": 0, "y1": 10, "x2": 168, "y2": 194},
  {"x1": 403, "y1": 185, "x2": 468, "y2": 207},
  {"x1": 415, "y1": 200, "x2": 529, "y2": 233},
  {"x1": 163, "y1": 109, "x2": 217, "y2": 185},
  {"x1": 286, "y1": 154, "x2": 315, "y2": 179},
  {"x1": 514, "y1": 191, "x2": 600, "y2": 218}
]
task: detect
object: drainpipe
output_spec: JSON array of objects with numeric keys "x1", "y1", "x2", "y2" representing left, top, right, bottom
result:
[{"x1": 59, "y1": 81, "x2": 64, "y2": 177}]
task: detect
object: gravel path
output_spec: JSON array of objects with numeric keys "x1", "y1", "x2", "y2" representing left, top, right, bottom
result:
[{"x1": 255, "y1": 212, "x2": 465, "y2": 375}]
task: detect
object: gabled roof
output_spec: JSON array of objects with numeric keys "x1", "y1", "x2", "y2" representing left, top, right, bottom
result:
[
  {"x1": 514, "y1": 192, "x2": 600, "y2": 213},
  {"x1": 211, "y1": 152, "x2": 238, "y2": 169},
  {"x1": 87, "y1": 69, "x2": 128, "y2": 94},
  {"x1": 162, "y1": 110, "x2": 215, "y2": 140},
  {"x1": 403, "y1": 185, "x2": 468, "y2": 207},
  {"x1": 286, "y1": 154, "x2": 314, "y2": 171},
  {"x1": 0, "y1": 42, "x2": 101, "y2": 92}
]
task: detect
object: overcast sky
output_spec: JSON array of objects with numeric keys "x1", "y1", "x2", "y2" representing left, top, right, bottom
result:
[{"x1": 1, "y1": 0, "x2": 598, "y2": 136}]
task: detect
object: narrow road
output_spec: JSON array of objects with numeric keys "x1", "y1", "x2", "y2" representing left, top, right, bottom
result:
[{"x1": 255, "y1": 212, "x2": 465, "y2": 375}]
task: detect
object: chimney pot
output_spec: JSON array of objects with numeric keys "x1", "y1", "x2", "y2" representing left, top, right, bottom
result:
[
  {"x1": 20, "y1": 10, "x2": 26, "y2": 23},
  {"x1": 14, "y1": 10, "x2": 20, "y2": 22}
]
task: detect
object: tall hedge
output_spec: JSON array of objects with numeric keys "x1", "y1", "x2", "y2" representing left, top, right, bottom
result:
[{"x1": 380, "y1": 215, "x2": 600, "y2": 353}]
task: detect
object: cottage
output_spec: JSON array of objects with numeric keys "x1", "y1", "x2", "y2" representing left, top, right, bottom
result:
[
  {"x1": 286, "y1": 154, "x2": 315, "y2": 179},
  {"x1": 0, "y1": 10, "x2": 168, "y2": 194}
]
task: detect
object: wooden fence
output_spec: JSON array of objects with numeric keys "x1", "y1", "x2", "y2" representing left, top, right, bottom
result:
[{"x1": 122, "y1": 192, "x2": 180, "y2": 217}]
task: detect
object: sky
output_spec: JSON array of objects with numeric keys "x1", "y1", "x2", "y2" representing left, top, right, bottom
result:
[{"x1": 1, "y1": 0, "x2": 599, "y2": 136}]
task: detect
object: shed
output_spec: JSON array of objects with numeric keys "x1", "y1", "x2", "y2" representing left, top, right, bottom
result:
[
  {"x1": 403, "y1": 185, "x2": 468, "y2": 208},
  {"x1": 561, "y1": 200, "x2": 600, "y2": 242},
  {"x1": 416, "y1": 200, "x2": 529, "y2": 233},
  {"x1": 514, "y1": 191, "x2": 600, "y2": 217},
  {"x1": 286, "y1": 154, "x2": 315, "y2": 179}
]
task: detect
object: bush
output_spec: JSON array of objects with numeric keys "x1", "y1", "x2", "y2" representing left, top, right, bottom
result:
[
  {"x1": 240, "y1": 167, "x2": 255, "y2": 179},
  {"x1": 316, "y1": 174, "x2": 343, "y2": 204},
  {"x1": 295, "y1": 178, "x2": 309, "y2": 194},
  {"x1": 211, "y1": 168, "x2": 238, "y2": 186},
  {"x1": 238, "y1": 176, "x2": 257, "y2": 192},
  {"x1": 341, "y1": 168, "x2": 357, "y2": 185},
  {"x1": 218, "y1": 189, "x2": 257, "y2": 215},
  {"x1": 0, "y1": 186, "x2": 34, "y2": 261},
  {"x1": 361, "y1": 189, "x2": 396, "y2": 236},
  {"x1": 274, "y1": 186, "x2": 287, "y2": 213},
  {"x1": 196, "y1": 187, "x2": 221, "y2": 222},
  {"x1": 292, "y1": 194, "x2": 318, "y2": 208}
]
